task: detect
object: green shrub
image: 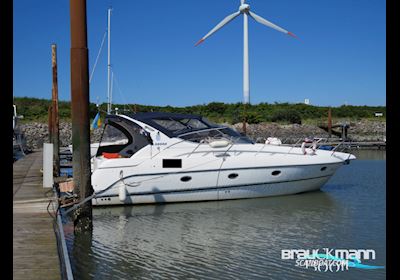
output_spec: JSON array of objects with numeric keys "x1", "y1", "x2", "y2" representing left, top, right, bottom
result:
[
  {"x1": 13, "y1": 97, "x2": 385, "y2": 123},
  {"x1": 271, "y1": 109, "x2": 302, "y2": 124}
]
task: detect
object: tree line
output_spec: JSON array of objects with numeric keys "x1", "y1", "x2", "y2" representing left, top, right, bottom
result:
[{"x1": 14, "y1": 97, "x2": 386, "y2": 124}]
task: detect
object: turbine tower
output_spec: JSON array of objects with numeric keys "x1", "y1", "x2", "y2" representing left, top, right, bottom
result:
[{"x1": 195, "y1": 0, "x2": 296, "y2": 104}]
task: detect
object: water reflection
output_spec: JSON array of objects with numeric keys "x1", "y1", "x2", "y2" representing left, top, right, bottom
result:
[
  {"x1": 66, "y1": 153, "x2": 386, "y2": 280},
  {"x1": 348, "y1": 149, "x2": 386, "y2": 160},
  {"x1": 76, "y1": 193, "x2": 341, "y2": 279},
  {"x1": 72, "y1": 232, "x2": 96, "y2": 280}
]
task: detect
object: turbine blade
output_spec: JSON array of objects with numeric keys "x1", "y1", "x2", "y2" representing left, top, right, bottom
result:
[
  {"x1": 249, "y1": 11, "x2": 296, "y2": 37},
  {"x1": 195, "y1": 11, "x2": 241, "y2": 46}
]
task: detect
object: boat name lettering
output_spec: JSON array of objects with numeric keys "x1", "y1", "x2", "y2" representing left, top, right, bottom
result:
[{"x1": 155, "y1": 142, "x2": 167, "y2": 146}]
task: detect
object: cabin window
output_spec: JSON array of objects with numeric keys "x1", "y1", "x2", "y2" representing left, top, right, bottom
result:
[
  {"x1": 179, "y1": 127, "x2": 253, "y2": 144},
  {"x1": 153, "y1": 119, "x2": 187, "y2": 132},
  {"x1": 228, "y1": 173, "x2": 239, "y2": 179},
  {"x1": 180, "y1": 176, "x2": 192, "y2": 182},
  {"x1": 271, "y1": 170, "x2": 281, "y2": 176},
  {"x1": 152, "y1": 118, "x2": 209, "y2": 134},
  {"x1": 101, "y1": 124, "x2": 129, "y2": 146},
  {"x1": 96, "y1": 120, "x2": 151, "y2": 158},
  {"x1": 181, "y1": 118, "x2": 208, "y2": 129}
]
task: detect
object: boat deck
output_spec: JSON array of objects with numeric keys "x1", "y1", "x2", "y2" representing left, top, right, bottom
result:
[{"x1": 13, "y1": 150, "x2": 61, "y2": 280}]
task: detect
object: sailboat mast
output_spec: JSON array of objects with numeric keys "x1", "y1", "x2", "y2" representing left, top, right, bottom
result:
[{"x1": 107, "y1": 7, "x2": 112, "y2": 114}]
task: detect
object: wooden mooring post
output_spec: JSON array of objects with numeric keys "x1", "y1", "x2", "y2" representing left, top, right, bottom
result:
[
  {"x1": 69, "y1": 0, "x2": 93, "y2": 233},
  {"x1": 328, "y1": 107, "x2": 332, "y2": 139},
  {"x1": 242, "y1": 102, "x2": 247, "y2": 135},
  {"x1": 48, "y1": 105, "x2": 53, "y2": 143},
  {"x1": 51, "y1": 44, "x2": 60, "y2": 177}
]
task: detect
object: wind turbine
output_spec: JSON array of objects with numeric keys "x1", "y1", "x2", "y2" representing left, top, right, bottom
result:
[{"x1": 195, "y1": 0, "x2": 296, "y2": 105}]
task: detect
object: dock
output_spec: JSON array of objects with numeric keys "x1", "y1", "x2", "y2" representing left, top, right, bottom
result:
[
  {"x1": 13, "y1": 150, "x2": 62, "y2": 280},
  {"x1": 280, "y1": 139, "x2": 386, "y2": 150},
  {"x1": 336, "y1": 141, "x2": 386, "y2": 149},
  {"x1": 314, "y1": 141, "x2": 386, "y2": 150}
]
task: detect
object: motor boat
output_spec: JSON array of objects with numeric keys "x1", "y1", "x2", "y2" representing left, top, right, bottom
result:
[{"x1": 91, "y1": 112, "x2": 356, "y2": 206}]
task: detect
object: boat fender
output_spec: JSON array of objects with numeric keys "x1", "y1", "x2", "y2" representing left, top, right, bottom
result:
[
  {"x1": 265, "y1": 137, "x2": 282, "y2": 145},
  {"x1": 118, "y1": 170, "x2": 127, "y2": 202},
  {"x1": 209, "y1": 139, "x2": 230, "y2": 148},
  {"x1": 119, "y1": 184, "x2": 127, "y2": 202}
]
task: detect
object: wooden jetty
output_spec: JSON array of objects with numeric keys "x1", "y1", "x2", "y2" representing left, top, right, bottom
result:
[{"x1": 13, "y1": 150, "x2": 61, "y2": 280}]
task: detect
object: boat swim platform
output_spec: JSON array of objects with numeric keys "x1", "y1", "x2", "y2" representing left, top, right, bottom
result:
[{"x1": 13, "y1": 150, "x2": 62, "y2": 280}]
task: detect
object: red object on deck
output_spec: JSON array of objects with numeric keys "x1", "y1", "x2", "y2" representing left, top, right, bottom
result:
[{"x1": 102, "y1": 152, "x2": 121, "y2": 159}]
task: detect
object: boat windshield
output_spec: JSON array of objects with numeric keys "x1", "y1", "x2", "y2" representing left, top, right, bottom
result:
[
  {"x1": 179, "y1": 126, "x2": 253, "y2": 144},
  {"x1": 152, "y1": 117, "x2": 209, "y2": 135},
  {"x1": 131, "y1": 113, "x2": 253, "y2": 144}
]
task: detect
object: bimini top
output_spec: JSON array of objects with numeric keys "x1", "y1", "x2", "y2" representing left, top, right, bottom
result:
[{"x1": 107, "y1": 112, "x2": 220, "y2": 138}]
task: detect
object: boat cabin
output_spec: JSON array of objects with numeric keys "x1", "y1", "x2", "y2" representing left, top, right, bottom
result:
[{"x1": 96, "y1": 112, "x2": 252, "y2": 158}]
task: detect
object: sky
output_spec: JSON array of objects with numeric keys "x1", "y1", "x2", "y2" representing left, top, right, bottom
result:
[{"x1": 13, "y1": 0, "x2": 386, "y2": 107}]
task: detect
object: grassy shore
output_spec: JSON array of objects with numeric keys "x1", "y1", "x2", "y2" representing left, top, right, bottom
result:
[{"x1": 14, "y1": 97, "x2": 385, "y2": 125}]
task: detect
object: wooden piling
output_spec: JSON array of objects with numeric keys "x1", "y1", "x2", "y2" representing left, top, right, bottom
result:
[
  {"x1": 328, "y1": 107, "x2": 332, "y2": 138},
  {"x1": 48, "y1": 105, "x2": 53, "y2": 143},
  {"x1": 69, "y1": 0, "x2": 93, "y2": 233},
  {"x1": 51, "y1": 44, "x2": 60, "y2": 177},
  {"x1": 242, "y1": 103, "x2": 247, "y2": 135}
]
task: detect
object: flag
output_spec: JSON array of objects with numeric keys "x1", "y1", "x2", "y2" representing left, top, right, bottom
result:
[
  {"x1": 97, "y1": 115, "x2": 102, "y2": 127},
  {"x1": 91, "y1": 112, "x2": 101, "y2": 130}
]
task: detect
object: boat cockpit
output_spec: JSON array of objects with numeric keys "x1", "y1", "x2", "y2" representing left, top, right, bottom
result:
[{"x1": 96, "y1": 112, "x2": 253, "y2": 158}]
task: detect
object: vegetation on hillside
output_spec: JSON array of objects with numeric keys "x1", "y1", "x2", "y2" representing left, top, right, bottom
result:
[{"x1": 14, "y1": 97, "x2": 386, "y2": 125}]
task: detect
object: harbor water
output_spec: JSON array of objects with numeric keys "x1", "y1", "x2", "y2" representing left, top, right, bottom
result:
[{"x1": 64, "y1": 149, "x2": 386, "y2": 279}]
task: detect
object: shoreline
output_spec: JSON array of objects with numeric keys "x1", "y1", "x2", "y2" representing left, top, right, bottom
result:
[{"x1": 19, "y1": 119, "x2": 385, "y2": 151}]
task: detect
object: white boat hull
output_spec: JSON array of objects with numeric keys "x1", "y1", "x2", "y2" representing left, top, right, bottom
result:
[
  {"x1": 92, "y1": 163, "x2": 340, "y2": 206},
  {"x1": 90, "y1": 113, "x2": 355, "y2": 206}
]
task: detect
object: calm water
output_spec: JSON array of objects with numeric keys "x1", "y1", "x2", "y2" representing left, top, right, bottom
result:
[{"x1": 64, "y1": 150, "x2": 386, "y2": 280}]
